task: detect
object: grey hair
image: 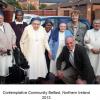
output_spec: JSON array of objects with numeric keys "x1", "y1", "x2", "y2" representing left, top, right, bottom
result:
[
  {"x1": 65, "y1": 35, "x2": 75, "y2": 43},
  {"x1": 65, "y1": 35, "x2": 74, "y2": 40}
]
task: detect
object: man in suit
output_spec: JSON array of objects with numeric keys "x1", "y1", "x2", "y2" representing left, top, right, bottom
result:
[
  {"x1": 67, "y1": 10, "x2": 87, "y2": 46},
  {"x1": 56, "y1": 36, "x2": 95, "y2": 84}
]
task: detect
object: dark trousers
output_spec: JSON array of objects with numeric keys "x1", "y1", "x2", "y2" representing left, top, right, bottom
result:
[
  {"x1": 45, "y1": 50, "x2": 50, "y2": 72},
  {"x1": 63, "y1": 67, "x2": 78, "y2": 84},
  {"x1": 0, "y1": 76, "x2": 5, "y2": 84}
]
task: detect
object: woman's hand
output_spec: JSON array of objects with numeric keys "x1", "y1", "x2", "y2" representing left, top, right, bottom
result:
[
  {"x1": 91, "y1": 48, "x2": 100, "y2": 54},
  {"x1": 48, "y1": 51, "x2": 52, "y2": 59}
]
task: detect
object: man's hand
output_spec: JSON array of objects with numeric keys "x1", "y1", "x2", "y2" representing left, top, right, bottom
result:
[
  {"x1": 76, "y1": 78, "x2": 87, "y2": 84},
  {"x1": 57, "y1": 70, "x2": 64, "y2": 79}
]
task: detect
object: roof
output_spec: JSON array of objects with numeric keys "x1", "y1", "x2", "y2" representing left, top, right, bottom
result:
[
  {"x1": 0, "y1": 0, "x2": 7, "y2": 7},
  {"x1": 40, "y1": 0, "x2": 69, "y2": 3},
  {"x1": 60, "y1": 0, "x2": 100, "y2": 7}
]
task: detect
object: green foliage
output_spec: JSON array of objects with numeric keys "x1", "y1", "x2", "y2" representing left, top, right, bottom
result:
[
  {"x1": 29, "y1": 4, "x2": 36, "y2": 10},
  {"x1": 5, "y1": 0, "x2": 16, "y2": 5},
  {"x1": 16, "y1": 1, "x2": 22, "y2": 9},
  {"x1": 5, "y1": 0, "x2": 21, "y2": 9},
  {"x1": 39, "y1": 4, "x2": 47, "y2": 9}
]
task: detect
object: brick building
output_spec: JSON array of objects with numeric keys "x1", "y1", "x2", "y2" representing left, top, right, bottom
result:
[
  {"x1": 0, "y1": 0, "x2": 7, "y2": 11},
  {"x1": 59, "y1": 0, "x2": 100, "y2": 23},
  {"x1": 0, "y1": 0, "x2": 15, "y2": 23},
  {"x1": 44, "y1": 0, "x2": 100, "y2": 23}
]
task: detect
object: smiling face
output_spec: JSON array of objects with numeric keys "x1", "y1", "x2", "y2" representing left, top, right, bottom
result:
[
  {"x1": 45, "y1": 22, "x2": 53, "y2": 32},
  {"x1": 32, "y1": 20, "x2": 41, "y2": 30},
  {"x1": 71, "y1": 10, "x2": 80, "y2": 23},
  {"x1": 71, "y1": 14, "x2": 79, "y2": 22},
  {"x1": 15, "y1": 11, "x2": 24, "y2": 22},
  {"x1": 59, "y1": 23, "x2": 67, "y2": 32},
  {"x1": 93, "y1": 21, "x2": 100, "y2": 31},
  {"x1": 65, "y1": 36, "x2": 75, "y2": 51}
]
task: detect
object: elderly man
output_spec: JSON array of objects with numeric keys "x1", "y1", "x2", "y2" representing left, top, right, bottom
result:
[
  {"x1": 0, "y1": 12, "x2": 16, "y2": 84},
  {"x1": 56, "y1": 36, "x2": 95, "y2": 84},
  {"x1": 84, "y1": 19, "x2": 100, "y2": 83}
]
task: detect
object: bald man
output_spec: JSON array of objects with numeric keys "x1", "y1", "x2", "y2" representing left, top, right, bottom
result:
[{"x1": 56, "y1": 36, "x2": 95, "y2": 84}]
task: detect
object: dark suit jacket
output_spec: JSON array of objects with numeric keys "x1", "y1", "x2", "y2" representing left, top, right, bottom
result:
[{"x1": 56, "y1": 44, "x2": 95, "y2": 84}]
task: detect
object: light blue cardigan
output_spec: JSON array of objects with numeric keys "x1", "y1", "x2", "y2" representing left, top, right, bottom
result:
[{"x1": 49, "y1": 29, "x2": 72, "y2": 60}]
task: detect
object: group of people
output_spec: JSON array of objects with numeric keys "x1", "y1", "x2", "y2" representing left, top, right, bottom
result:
[{"x1": 0, "y1": 9, "x2": 100, "y2": 84}]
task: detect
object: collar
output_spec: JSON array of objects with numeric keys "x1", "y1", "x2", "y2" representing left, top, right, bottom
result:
[
  {"x1": 0, "y1": 23, "x2": 4, "y2": 32},
  {"x1": 0, "y1": 22, "x2": 4, "y2": 26},
  {"x1": 69, "y1": 46, "x2": 75, "y2": 53},
  {"x1": 47, "y1": 30, "x2": 51, "y2": 34},
  {"x1": 15, "y1": 20, "x2": 24, "y2": 24},
  {"x1": 93, "y1": 29, "x2": 100, "y2": 32},
  {"x1": 0, "y1": 24, "x2": 3, "y2": 27},
  {"x1": 59, "y1": 31, "x2": 65, "y2": 34}
]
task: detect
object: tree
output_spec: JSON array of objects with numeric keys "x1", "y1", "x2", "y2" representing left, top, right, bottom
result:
[
  {"x1": 15, "y1": 1, "x2": 22, "y2": 9},
  {"x1": 5, "y1": 0, "x2": 16, "y2": 6},
  {"x1": 29, "y1": 4, "x2": 36, "y2": 10},
  {"x1": 39, "y1": 4, "x2": 47, "y2": 9},
  {"x1": 5, "y1": 0, "x2": 21, "y2": 9}
]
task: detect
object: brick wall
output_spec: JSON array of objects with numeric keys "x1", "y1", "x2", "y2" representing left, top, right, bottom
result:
[
  {"x1": 94, "y1": 10, "x2": 100, "y2": 19},
  {"x1": 3, "y1": 10, "x2": 57, "y2": 23},
  {"x1": 4, "y1": 10, "x2": 14, "y2": 23},
  {"x1": 93, "y1": 5, "x2": 100, "y2": 19},
  {"x1": 24, "y1": 10, "x2": 57, "y2": 16}
]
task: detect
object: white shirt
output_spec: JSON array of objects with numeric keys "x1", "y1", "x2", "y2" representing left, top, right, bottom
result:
[
  {"x1": 0, "y1": 24, "x2": 4, "y2": 32},
  {"x1": 59, "y1": 31, "x2": 65, "y2": 46},
  {"x1": 56, "y1": 31, "x2": 65, "y2": 59},
  {"x1": 94, "y1": 29, "x2": 100, "y2": 41},
  {"x1": 73, "y1": 26, "x2": 78, "y2": 35},
  {"x1": 47, "y1": 30, "x2": 51, "y2": 41},
  {"x1": 15, "y1": 20, "x2": 24, "y2": 24}
]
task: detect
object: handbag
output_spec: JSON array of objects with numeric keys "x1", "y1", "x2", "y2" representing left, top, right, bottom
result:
[
  {"x1": 6, "y1": 64, "x2": 25, "y2": 84},
  {"x1": 6, "y1": 48, "x2": 30, "y2": 84}
]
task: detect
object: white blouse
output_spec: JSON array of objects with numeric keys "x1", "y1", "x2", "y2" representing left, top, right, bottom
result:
[{"x1": 56, "y1": 31, "x2": 65, "y2": 59}]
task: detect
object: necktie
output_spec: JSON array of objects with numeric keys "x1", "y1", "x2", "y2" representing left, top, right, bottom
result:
[{"x1": 69, "y1": 51, "x2": 75, "y2": 67}]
